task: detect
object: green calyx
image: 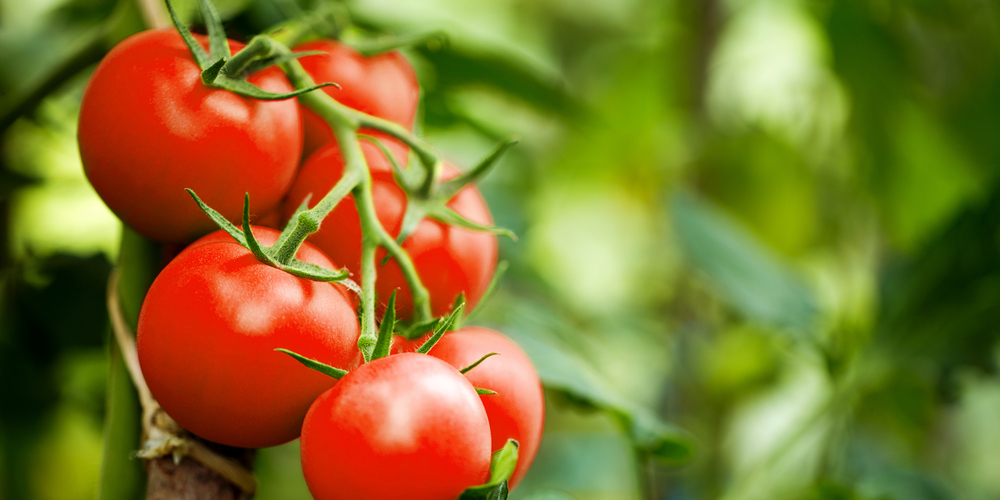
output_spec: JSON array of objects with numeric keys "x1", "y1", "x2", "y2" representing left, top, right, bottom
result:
[
  {"x1": 361, "y1": 135, "x2": 520, "y2": 245},
  {"x1": 274, "y1": 348, "x2": 348, "y2": 380},
  {"x1": 186, "y1": 189, "x2": 349, "y2": 282},
  {"x1": 459, "y1": 439, "x2": 520, "y2": 500},
  {"x1": 166, "y1": 0, "x2": 335, "y2": 100}
]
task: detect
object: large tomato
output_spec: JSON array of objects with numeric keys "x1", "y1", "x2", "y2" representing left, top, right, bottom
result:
[
  {"x1": 396, "y1": 327, "x2": 545, "y2": 488},
  {"x1": 282, "y1": 142, "x2": 498, "y2": 319},
  {"x1": 295, "y1": 39, "x2": 418, "y2": 161},
  {"x1": 300, "y1": 353, "x2": 491, "y2": 500},
  {"x1": 78, "y1": 29, "x2": 302, "y2": 243},
  {"x1": 137, "y1": 226, "x2": 361, "y2": 448}
]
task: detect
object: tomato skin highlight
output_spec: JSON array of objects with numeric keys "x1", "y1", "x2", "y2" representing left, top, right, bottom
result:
[
  {"x1": 78, "y1": 29, "x2": 302, "y2": 243},
  {"x1": 426, "y1": 327, "x2": 545, "y2": 489},
  {"x1": 295, "y1": 39, "x2": 418, "y2": 161},
  {"x1": 137, "y1": 227, "x2": 360, "y2": 448},
  {"x1": 300, "y1": 353, "x2": 491, "y2": 500},
  {"x1": 283, "y1": 142, "x2": 498, "y2": 319}
]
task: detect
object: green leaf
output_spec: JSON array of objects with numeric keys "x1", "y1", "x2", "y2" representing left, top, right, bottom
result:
[
  {"x1": 197, "y1": 0, "x2": 230, "y2": 61},
  {"x1": 242, "y1": 193, "x2": 279, "y2": 266},
  {"x1": 359, "y1": 134, "x2": 412, "y2": 190},
  {"x1": 371, "y1": 291, "x2": 397, "y2": 360},
  {"x1": 671, "y1": 190, "x2": 818, "y2": 335},
  {"x1": 475, "y1": 387, "x2": 498, "y2": 395},
  {"x1": 165, "y1": 0, "x2": 211, "y2": 70},
  {"x1": 185, "y1": 189, "x2": 246, "y2": 246},
  {"x1": 459, "y1": 439, "x2": 519, "y2": 500},
  {"x1": 280, "y1": 260, "x2": 350, "y2": 282},
  {"x1": 503, "y1": 327, "x2": 695, "y2": 464},
  {"x1": 202, "y1": 58, "x2": 336, "y2": 100},
  {"x1": 461, "y1": 352, "x2": 499, "y2": 374},
  {"x1": 428, "y1": 205, "x2": 517, "y2": 239},
  {"x1": 415, "y1": 302, "x2": 465, "y2": 354},
  {"x1": 275, "y1": 348, "x2": 347, "y2": 379},
  {"x1": 399, "y1": 317, "x2": 440, "y2": 340},
  {"x1": 239, "y1": 51, "x2": 332, "y2": 79},
  {"x1": 439, "y1": 137, "x2": 519, "y2": 199}
]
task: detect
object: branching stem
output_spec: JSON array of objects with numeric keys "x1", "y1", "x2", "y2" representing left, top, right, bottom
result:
[{"x1": 264, "y1": 37, "x2": 434, "y2": 360}]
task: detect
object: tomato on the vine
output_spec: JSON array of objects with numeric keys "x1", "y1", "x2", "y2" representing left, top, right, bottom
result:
[
  {"x1": 282, "y1": 142, "x2": 498, "y2": 319},
  {"x1": 137, "y1": 226, "x2": 361, "y2": 448},
  {"x1": 426, "y1": 327, "x2": 545, "y2": 489},
  {"x1": 295, "y1": 39, "x2": 418, "y2": 161},
  {"x1": 78, "y1": 29, "x2": 302, "y2": 243},
  {"x1": 300, "y1": 353, "x2": 491, "y2": 500}
]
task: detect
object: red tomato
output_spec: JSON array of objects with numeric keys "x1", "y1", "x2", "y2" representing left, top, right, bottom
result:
[
  {"x1": 397, "y1": 327, "x2": 545, "y2": 488},
  {"x1": 428, "y1": 328, "x2": 545, "y2": 488},
  {"x1": 295, "y1": 39, "x2": 418, "y2": 162},
  {"x1": 137, "y1": 226, "x2": 361, "y2": 448},
  {"x1": 283, "y1": 142, "x2": 498, "y2": 319},
  {"x1": 300, "y1": 353, "x2": 491, "y2": 500},
  {"x1": 78, "y1": 29, "x2": 302, "y2": 243}
]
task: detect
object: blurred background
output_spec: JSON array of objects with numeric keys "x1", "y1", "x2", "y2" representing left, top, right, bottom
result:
[{"x1": 3, "y1": 0, "x2": 1000, "y2": 499}]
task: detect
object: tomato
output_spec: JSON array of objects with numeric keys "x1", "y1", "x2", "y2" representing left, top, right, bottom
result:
[
  {"x1": 283, "y1": 142, "x2": 498, "y2": 319},
  {"x1": 137, "y1": 226, "x2": 361, "y2": 448},
  {"x1": 300, "y1": 353, "x2": 491, "y2": 500},
  {"x1": 295, "y1": 39, "x2": 418, "y2": 162},
  {"x1": 78, "y1": 29, "x2": 302, "y2": 243},
  {"x1": 396, "y1": 327, "x2": 544, "y2": 488}
]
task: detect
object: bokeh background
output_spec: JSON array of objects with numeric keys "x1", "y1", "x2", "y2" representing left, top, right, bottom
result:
[{"x1": 3, "y1": 0, "x2": 1000, "y2": 499}]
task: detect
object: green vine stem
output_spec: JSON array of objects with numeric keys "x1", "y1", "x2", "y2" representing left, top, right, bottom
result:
[{"x1": 247, "y1": 36, "x2": 439, "y2": 360}]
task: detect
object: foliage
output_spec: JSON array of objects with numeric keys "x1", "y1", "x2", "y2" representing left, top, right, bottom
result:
[{"x1": 3, "y1": 0, "x2": 1000, "y2": 499}]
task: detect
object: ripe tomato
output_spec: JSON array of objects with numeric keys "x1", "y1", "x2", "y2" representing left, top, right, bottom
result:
[
  {"x1": 283, "y1": 142, "x2": 498, "y2": 319},
  {"x1": 137, "y1": 226, "x2": 361, "y2": 448},
  {"x1": 78, "y1": 29, "x2": 302, "y2": 243},
  {"x1": 397, "y1": 327, "x2": 544, "y2": 488},
  {"x1": 300, "y1": 353, "x2": 491, "y2": 500},
  {"x1": 295, "y1": 39, "x2": 418, "y2": 161}
]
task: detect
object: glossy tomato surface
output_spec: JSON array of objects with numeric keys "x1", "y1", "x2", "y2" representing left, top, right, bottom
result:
[
  {"x1": 283, "y1": 142, "x2": 498, "y2": 319},
  {"x1": 295, "y1": 39, "x2": 418, "y2": 160},
  {"x1": 79, "y1": 29, "x2": 302, "y2": 243},
  {"x1": 137, "y1": 227, "x2": 360, "y2": 448},
  {"x1": 300, "y1": 353, "x2": 491, "y2": 500},
  {"x1": 425, "y1": 327, "x2": 545, "y2": 489}
]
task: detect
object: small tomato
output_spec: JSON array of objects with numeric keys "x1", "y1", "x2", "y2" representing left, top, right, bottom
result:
[{"x1": 137, "y1": 226, "x2": 360, "y2": 448}]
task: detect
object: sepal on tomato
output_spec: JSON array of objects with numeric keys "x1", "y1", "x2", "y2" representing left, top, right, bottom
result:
[
  {"x1": 415, "y1": 301, "x2": 465, "y2": 354},
  {"x1": 186, "y1": 189, "x2": 350, "y2": 282},
  {"x1": 459, "y1": 439, "x2": 520, "y2": 500},
  {"x1": 274, "y1": 348, "x2": 348, "y2": 380},
  {"x1": 389, "y1": 137, "x2": 520, "y2": 244}
]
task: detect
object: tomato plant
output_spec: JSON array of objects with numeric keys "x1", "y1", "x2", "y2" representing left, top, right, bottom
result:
[
  {"x1": 295, "y1": 39, "x2": 418, "y2": 161},
  {"x1": 300, "y1": 352, "x2": 491, "y2": 500},
  {"x1": 78, "y1": 29, "x2": 302, "y2": 243},
  {"x1": 137, "y1": 226, "x2": 361, "y2": 448},
  {"x1": 283, "y1": 141, "x2": 499, "y2": 319},
  {"x1": 397, "y1": 327, "x2": 544, "y2": 489}
]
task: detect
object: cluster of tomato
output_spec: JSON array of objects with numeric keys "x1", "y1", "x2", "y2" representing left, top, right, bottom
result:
[{"x1": 76, "y1": 12, "x2": 543, "y2": 499}]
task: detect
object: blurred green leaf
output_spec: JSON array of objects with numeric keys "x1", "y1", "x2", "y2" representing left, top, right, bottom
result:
[
  {"x1": 671, "y1": 190, "x2": 818, "y2": 335},
  {"x1": 503, "y1": 327, "x2": 694, "y2": 465}
]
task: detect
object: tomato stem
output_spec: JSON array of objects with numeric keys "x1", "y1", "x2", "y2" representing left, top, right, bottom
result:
[{"x1": 273, "y1": 37, "x2": 437, "y2": 350}]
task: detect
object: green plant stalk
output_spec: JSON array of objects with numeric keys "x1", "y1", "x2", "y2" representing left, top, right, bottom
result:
[
  {"x1": 97, "y1": 226, "x2": 161, "y2": 500},
  {"x1": 97, "y1": 333, "x2": 145, "y2": 500},
  {"x1": 273, "y1": 39, "x2": 434, "y2": 358}
]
